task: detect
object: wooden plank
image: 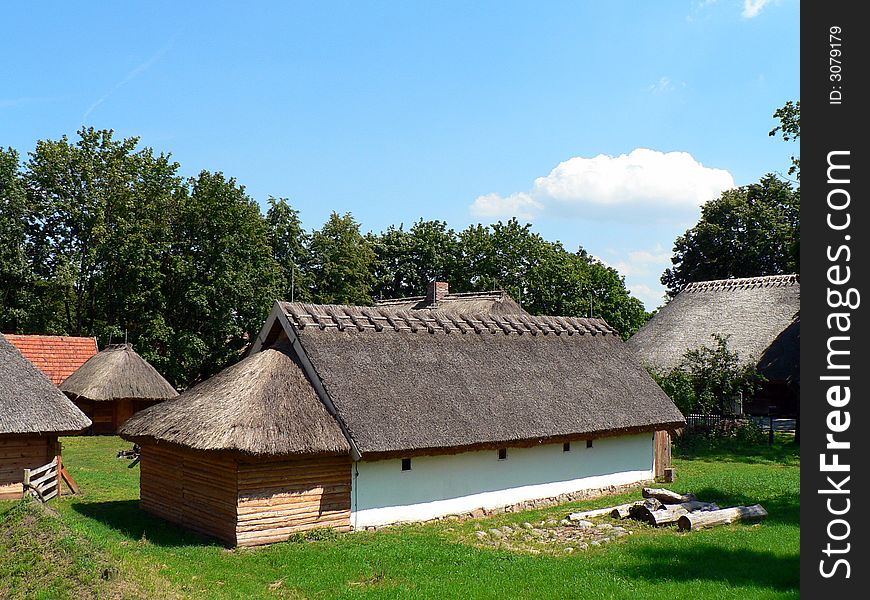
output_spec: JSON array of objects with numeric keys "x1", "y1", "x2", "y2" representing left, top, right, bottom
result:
[
  {"x1": 27, "y1": 457, "x2": 57, "y2": 478},
  {"x1": 30, "y1": 468, "x2": 58, "y2": 489}
]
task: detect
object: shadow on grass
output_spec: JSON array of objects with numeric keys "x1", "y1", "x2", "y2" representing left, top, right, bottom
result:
[
  {"x1": 71, "y1": 500, "x2": 224, "y2": 548},
  {"x1": 674, "y1": 437, "x2": 799, "y2": 466},
  {"x1": 620, "y1": 543, "x2": 799, "y2": 592}
]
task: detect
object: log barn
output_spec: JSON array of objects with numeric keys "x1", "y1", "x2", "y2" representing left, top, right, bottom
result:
[
  {"x1": 122, "y1": 302, "x2": 684, "y2": 546},
  {"x1": 627, "y1": 274, "x2": 800, "y2": 418},
  {"x1": 60, "y1": 344, "x2": 177, "y2": 434},
  {"x1": 1, "y1": 333, "x2": 91, "y2": 500}
]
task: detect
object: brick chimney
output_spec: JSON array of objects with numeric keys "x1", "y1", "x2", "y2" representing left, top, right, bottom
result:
[{"x1": 426, "y1": 281, "x2": 449, "y2": 304}]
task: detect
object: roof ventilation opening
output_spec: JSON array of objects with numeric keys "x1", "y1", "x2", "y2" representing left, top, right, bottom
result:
[{"x1": 426, "y1": 281, "x2": 449, "y2": 304}]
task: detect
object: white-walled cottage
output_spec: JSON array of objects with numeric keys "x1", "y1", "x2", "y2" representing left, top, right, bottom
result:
[{"x1": 121, "y1": 301, "x2": 684, "y2": 546}]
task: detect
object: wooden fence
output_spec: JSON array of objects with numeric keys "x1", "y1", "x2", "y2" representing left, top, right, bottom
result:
[{"x1": 23, "y1": 457, "x2": 59, "y2": 502}]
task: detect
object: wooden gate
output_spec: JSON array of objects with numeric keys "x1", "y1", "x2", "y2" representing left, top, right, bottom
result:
[{"x1": 23, "y1": 457, "x2": 59, "y2": 502}]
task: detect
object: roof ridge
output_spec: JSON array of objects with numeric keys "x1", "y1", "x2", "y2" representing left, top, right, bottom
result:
[
  {"x1": 682, "y1": 274, "x2": 799, "y2": 293},
  {"x1": 280, "y1": 302, "x2": 618, "y2": 336},
  {"x1": 374, "y1": 290, "x2": 507, "y2": 305}
]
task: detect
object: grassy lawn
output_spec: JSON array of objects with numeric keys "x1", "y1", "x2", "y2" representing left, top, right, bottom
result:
[{"x1": 0, "y1": 436, "x2": 799, "y2": 599}]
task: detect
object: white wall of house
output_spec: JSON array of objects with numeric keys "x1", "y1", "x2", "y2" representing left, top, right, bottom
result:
[{"x1": 351, "y1": 432, "x2": 654, "y2": 528}]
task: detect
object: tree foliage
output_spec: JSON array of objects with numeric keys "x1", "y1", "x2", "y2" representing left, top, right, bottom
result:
[
  {"x1": 769, "y1": 100, "x2": 800, "y2": 179},
  {"x1": 1, "y1": 128, "x2": 653, "y2": 387},
  {"x1": 369, "y1": 217, "x2": 649, "y2": 337},
  {"x1": 661, "y1": 174, "x2": 799, "y2": 295},
  {"x1": 652, "y1": 334, "x2": 764, "y2": 416},
  {"x1": 309, "y1": 212, "x2": 375, "y2": 305}
]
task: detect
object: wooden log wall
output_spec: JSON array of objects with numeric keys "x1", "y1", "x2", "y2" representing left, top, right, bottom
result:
[
  {"x1": 235, "y1": 454, "x2": 351, "y2": 547},
  {"x1": 139, "y1": 443, "x2": 239, "y2": 545},
  {"x1": 0, "y1": 435, "x2": 57, "y2": 500}
]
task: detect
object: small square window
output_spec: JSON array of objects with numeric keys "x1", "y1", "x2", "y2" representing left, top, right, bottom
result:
[
  {"x1": 401, "y1": 458, "x2": 412, "y2": 471},
  {"x1": 586, "y1": 439, "x2": 594, "y2": 448},
  {"x1": 563, "y1": 442, "x2": 571, "y2": 452},
  {"x1": 497, "y1": 448, "x2": 507, "y2": 460}
]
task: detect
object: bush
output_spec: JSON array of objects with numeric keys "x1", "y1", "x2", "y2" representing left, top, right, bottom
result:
[{"x1": 651, "y1": 334, "x2": 764, "y2": 417}]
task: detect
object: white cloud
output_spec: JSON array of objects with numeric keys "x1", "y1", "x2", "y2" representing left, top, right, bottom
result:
[
  {"x1": 534, "y1": 149, "x2": 733, "y2": 210},
  {"x1": 742, "y1": 0, "x2": 771, "y2": 18},
  {"x1": 469, "y1": 192, "x2": 543, "y2": 220},
  {"x1": 628, "y1": 283, "x2": 668, "y2": 311},
  {"x1": 470, "y1": 149, "x2": 733, "y2": 222},
  {"x1": 611, "y1": 244, "x2": 671, "y2": 278}
]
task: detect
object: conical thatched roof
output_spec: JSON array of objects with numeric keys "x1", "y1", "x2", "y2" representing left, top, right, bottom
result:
[
  {"x1": 1, "y1": 333, "x2": 91, "y2": 435},
  {"x1": 627, "y1": 274, "x2": 800, "y2": 374},
  {"x1": 120, "y1": 344, "x2": 349, "y2": 455},
  {"x1": 60, "y1": 344, "x2": 177, "y2": 402}
]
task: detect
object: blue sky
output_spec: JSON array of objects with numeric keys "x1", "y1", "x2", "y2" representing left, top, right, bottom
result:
[{"x1": 3, "y1": 1, "x2": 799, "y2": 310}]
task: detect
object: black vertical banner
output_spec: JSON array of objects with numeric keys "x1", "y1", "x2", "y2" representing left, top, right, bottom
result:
[{"x1": 802, "y1": 2, "x2": 868, "y2": 596}]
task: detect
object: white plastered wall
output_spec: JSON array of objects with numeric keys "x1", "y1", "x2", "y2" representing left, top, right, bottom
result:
[{"x1": 351, "y1": 432, "x2": 654, "y2": 528}]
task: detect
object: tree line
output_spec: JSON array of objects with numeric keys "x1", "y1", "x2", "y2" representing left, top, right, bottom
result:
[{"x1": 1, "y1": 128, "x2": 647, "y2": 388}]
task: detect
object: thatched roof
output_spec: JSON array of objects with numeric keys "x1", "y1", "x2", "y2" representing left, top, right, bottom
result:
[
  {"x1": 0, "y1": 334, "x2": 91, "y2": 435},
  {"x1": 3, "y1": 334, "x2": 97, "y2": 384},
  {"x1": 120, "y1": 344, "x2": 349, "y2": 455},
  {"x1": 627, "y1": 274, "x2": 800, "y2": 374},
  {"x1": 376, "y1": 290, "x2": 528, "y2": 316},
  {"x1": 279, "y1": 302, "x2": 684, "y2": 455},
  {"x1": 60, "y1": 344, "x2": 177, "y2": 402}
]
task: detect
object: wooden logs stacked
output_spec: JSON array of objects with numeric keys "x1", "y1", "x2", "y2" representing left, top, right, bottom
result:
[{"x1": 568, "y1": 487, "x2": 767, "y2": 531}]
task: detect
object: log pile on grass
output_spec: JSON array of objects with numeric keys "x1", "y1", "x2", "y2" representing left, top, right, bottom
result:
[{"x1": 568, "y1": 487, "x2": 767, "y2": 531}]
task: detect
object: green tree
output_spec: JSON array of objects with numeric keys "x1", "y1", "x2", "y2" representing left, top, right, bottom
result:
[
  {"x1": 661, "y1": 174, "x2": 799, "y2": 295},
  {"x1": 309, "y1": 212, "x2": 375, "y2": 305},
  {"x1": 0, "y1": 148, "x2": 35, "y2": 331},
  {"x1": 652, "y1": 334, "x2": 763, "y2": 416},
  {"x1": 769, "y1": 100, "x2": 800, "y2": 179},
  {"x1": 162, "y1": 171, "x2": 282, "y2": 385},
  {"x1": 24, "y1": 128, "x2": 181, "y2": 339},
  {"x1": 370, "y1": 219, "x2": 460, "y2": 300},
  {"x1": 266, "y1": 197, "x2": 312, "y2": 302}
]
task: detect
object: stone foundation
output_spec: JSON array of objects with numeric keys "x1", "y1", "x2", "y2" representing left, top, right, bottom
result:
[{"x1": 356, "y1": 478, "x2": 653, "y2": 530}]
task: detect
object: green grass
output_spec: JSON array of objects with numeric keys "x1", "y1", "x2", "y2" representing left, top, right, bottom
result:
[{"x1": 0, "y1": 436, "x2": 799, "y2": 599}]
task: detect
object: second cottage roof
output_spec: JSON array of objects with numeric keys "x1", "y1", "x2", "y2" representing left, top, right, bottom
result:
[
  {"x1": 61, "y1": 344, "x2": 178, "y2": 402},
  {"x1": 627, "y1": 274, "x2": 800, "y2": 373}
]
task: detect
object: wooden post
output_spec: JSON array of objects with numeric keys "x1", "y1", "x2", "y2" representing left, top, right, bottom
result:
[{"x1": 56, "y1": 440, "x2": 63, "y2": 496}]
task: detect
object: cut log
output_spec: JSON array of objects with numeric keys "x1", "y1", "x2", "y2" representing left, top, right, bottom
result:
[
  {"x1": 642, "y1": 487, "x2": 696, "y2": 504},
  {"x1": 628, "y1": 498, "x2": 663, "y2": 521},
  {"x1": 568, "y1": 503, "x2": 636, "y2": 521},
  {"x1": 630, "y1": 501, "x2": 720, "y2": 526},
  {"x1": 610, "y1": 501, "x2": 646, "y2": 519},
  {"x1": 677, "y1": 504, "x2": 768, "y2": 531}
]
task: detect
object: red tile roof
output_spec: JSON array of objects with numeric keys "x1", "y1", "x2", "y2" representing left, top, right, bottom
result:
[{"x1": 3, "y1": 334, "x2": 99, "y2": 385}]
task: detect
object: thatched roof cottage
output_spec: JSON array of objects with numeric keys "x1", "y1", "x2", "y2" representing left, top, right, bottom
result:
[
  {"x1": 1, "y1": 334, "x2": 91, "y2": 500},
  {"x1": 627, "y1": 274, "x2": 800, "y2": 416},
  {"x1": 3, "y1": 334, "x2": 98, "y2": 385},
  {"x1": 122, "y1": 302, "x2": 684, "y2": 546},
  {"x1": 61, "y1": 344, "x2": 177, "y2": 434}
]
